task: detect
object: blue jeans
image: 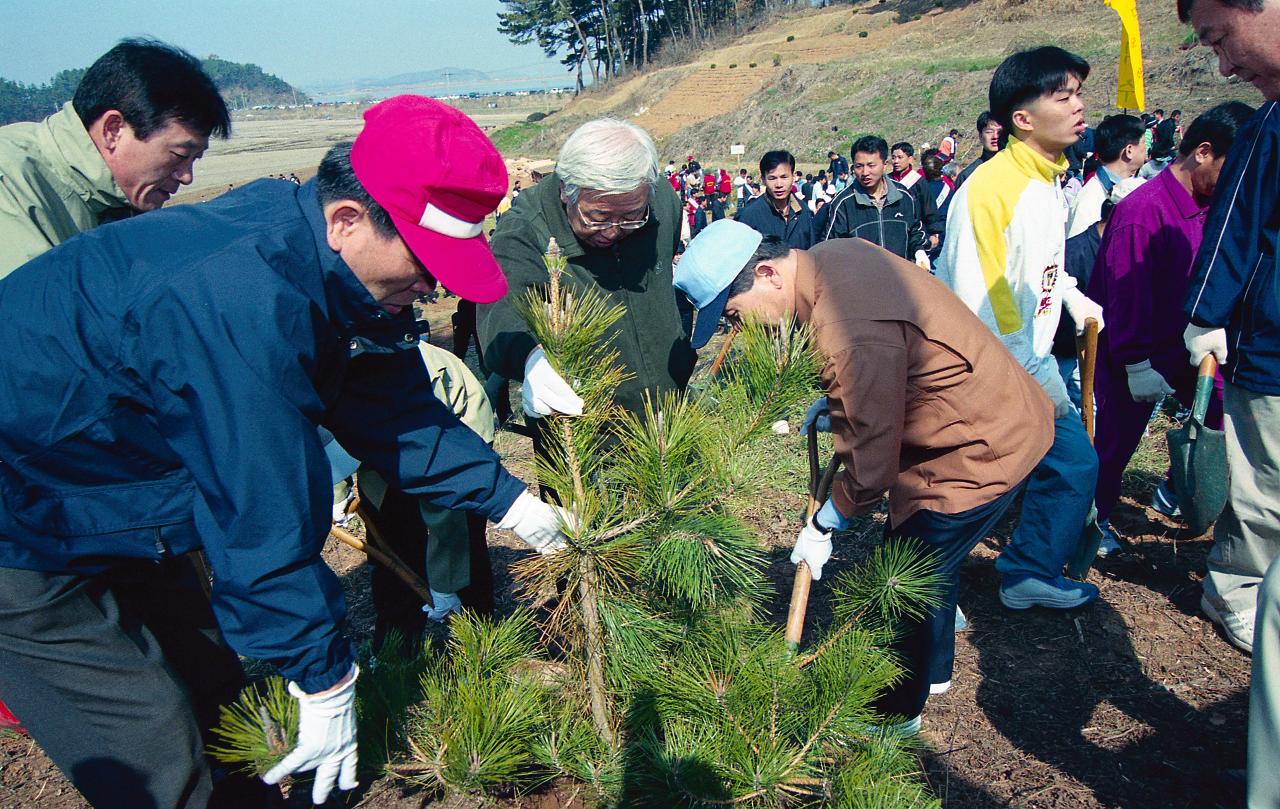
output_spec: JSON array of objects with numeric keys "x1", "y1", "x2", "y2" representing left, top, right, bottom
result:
[
  {"x1": 996, "y1": 408, "x2": 1098, "y2": 580},
  {"x1": 876, "y1": 482, "x2": 1027, "y2": 720},
  {"x1": 1056, "y1": 355, "x2": 1082, "y2": 411}
]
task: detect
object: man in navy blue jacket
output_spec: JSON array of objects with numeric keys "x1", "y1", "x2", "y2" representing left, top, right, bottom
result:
[
  {"x1": 1179, "y1": 0, "x2": 1280, "y2": 804},
  {"x1": 735, "y1": 149, "x2": 815, "y2": 249},
  {"x1": 0, "y1": 96, "x2": 570, "y2": 809}
]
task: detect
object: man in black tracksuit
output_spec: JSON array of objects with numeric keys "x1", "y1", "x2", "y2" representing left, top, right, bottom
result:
[{"x1": 818, "y1": 135, "x2": 930, "y2": 268}]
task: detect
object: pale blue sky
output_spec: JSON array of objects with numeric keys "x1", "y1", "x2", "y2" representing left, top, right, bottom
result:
[{"x1": 0, "y1": 0, "x2": 566, "y2": 89}]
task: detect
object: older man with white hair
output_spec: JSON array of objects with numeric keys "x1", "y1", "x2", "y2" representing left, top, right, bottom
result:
[{"x1": 479, "y1": 118, "x2": 694, "y2": 424}]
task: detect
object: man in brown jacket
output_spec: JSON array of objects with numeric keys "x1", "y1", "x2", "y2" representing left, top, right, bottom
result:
[{"x1": 674, "y1": 220, "x2": 1062, "y2": 727}]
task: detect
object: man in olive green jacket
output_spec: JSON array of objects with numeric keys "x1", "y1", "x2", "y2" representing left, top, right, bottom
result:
[
  {"x1": 479, "y1": 118, "x2": 695, "y2": 421},
  {"x1": 0, "y1": 38, "x2": 228, "y2": 277}
]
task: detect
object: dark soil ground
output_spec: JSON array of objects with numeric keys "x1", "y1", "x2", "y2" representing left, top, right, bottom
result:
[{"x1": 0, "y1": 304, "x2": 1251, "y2": 809}]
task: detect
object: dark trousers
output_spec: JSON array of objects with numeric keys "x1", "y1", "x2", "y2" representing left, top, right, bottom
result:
[
  {"x1": 874, "y1": 482, "x2": 1026, "y2": 720},
  {"x1": 0, "y1": 556, "x2": 248, "y2": 809},
  {"x1": 366, "y1": 486, "x2": 495, "y2": 652}
]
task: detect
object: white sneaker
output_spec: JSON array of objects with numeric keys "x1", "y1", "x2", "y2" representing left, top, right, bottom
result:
[
  {"x1": 1201, "y1": 594, "x2": 1255, "y2": 655},
  {"x1": 929, "y1": 680, "x2": 951, "y2": 695}
]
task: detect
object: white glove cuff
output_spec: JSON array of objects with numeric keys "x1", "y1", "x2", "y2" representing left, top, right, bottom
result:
[{"x1": 496, "y1": 490, "x2": 537, "y2": 531}]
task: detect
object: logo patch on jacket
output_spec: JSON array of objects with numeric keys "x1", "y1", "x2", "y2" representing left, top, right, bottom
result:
[{"x1": 1036, "y1": 264, "x2": 1059, "y2": 317}]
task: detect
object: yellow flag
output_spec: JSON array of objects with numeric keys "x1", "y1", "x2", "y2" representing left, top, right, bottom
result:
[{"x1": 1106, "y1": 0, "x2": 1145, "y2": 110}]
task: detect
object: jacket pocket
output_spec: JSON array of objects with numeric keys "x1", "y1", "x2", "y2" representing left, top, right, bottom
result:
[{"x1": 0, "y1": 464, "x2": 194, "y2": 539}]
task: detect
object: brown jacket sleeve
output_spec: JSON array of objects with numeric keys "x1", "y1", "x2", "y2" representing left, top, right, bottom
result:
[{"x1": 824, "y1": 323, "x2": 909, "y2": 517}]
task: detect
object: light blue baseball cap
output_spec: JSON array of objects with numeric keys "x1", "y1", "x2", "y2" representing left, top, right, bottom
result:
[{"x1": 673, "y1": 219, "x2": 763, "y2": 348}]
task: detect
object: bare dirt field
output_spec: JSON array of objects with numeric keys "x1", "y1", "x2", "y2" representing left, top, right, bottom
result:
[{"x1": 182, "y1": 93, "x2": 565, "y2": 204}]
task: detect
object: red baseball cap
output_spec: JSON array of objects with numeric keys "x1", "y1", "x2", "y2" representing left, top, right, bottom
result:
[{"x1": 350, "y1": 95, "x2": 509, "y2": 303}]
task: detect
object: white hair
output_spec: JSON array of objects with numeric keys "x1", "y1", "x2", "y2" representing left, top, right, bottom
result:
[{"x1": 556, "y1": 118, "x2": 659, "y2": 201}]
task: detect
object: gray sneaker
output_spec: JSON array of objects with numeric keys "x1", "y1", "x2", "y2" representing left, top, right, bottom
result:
[
  {"x1": 1201, "y1": 594, "x2": 1255, "y2": 654},
  {"x1": 999, "y1": 574, "x2": 1100, "y2": 610},
  {"x1": 1151, "y1": 479, "x2": 1181, "y2": 518}
]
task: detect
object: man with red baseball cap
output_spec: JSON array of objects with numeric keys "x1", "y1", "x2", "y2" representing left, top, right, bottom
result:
[{"x1": 0, "y1": 95, "x2": 571, "y2": 809}]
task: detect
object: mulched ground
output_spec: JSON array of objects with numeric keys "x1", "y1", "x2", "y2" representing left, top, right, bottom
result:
[{"x1": 0, "y1": 306, "x2": 1251, "y2": 809}]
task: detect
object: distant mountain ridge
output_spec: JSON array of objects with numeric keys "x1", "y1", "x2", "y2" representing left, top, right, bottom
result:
[{"x1": 0, "y1": 54, "x2": 307, "y2": 125}]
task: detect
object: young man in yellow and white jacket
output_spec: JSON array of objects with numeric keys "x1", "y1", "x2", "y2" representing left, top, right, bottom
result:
[{"x1": 937, "y1": 46, "x2": 1105, "y2": 610}]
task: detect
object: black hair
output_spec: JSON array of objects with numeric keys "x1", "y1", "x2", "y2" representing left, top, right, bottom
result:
[
  {"x1": 1171, "y1": 109, "x2": 1182, "y2": 118},
  {"x1": 949, "y1": 129, "x2": 959, "y2": 137},
  {"x1": 891, "y1": 141, "x2": 914, "y2": 157},
  {"x1": 1179, "y1": 101, "x2": 1256, "y2": 158},
  {"x1": 726, "y1": 236, "x2": 792, "y2": 300},
  {"x1": 73, "y1": 38, "x2": 230, "y2": 140},
  {"x1": 1178, "y1": 0, "x2": 1263, "y2": 21},
  {"x1": 988, "y1": 46, "x2": 1090, "y2": 137},
  {"x1": 1094, "y1": 114, "x2": 1145, "y2": 162},
  {"x1": 316, "y1": 142, "x2": 398, "y2": 239},
  {"x1": 976, "y1": 110, "x2": 995, "y2": 134},
  {"x1": 1154, "y1": 108, "x2": 1165, "y2": 117},
  {"x1": 851, "y1": 135, "x2": 889, "y2": 161},
  {"x1": 921, "y1": 151, "x2": 945, "y2": 181},
  {"x1": 759, "y1": 149, "x2": 796, "y2": 176}
]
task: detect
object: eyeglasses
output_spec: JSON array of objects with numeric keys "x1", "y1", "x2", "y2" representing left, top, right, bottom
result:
[{"x1": 574, "y1": 200, "x2": 650, "y2": 231}]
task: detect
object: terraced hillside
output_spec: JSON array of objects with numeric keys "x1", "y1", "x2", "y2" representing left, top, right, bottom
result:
[{"x1": 493, "y1": 0, "x2": 1259, "y2": 170}]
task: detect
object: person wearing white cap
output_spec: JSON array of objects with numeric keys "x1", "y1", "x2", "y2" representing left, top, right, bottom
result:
[{"x1": 673, "y1": 219, "x2": 1054, "y2": 730}]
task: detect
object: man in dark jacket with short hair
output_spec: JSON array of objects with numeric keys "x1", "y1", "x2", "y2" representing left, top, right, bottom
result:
[
  {"x1": 736, "y1": 149, "x2": 815, "y2": 249},
  {"x1": 819, "y1": 135, "x2": 931, "y2": 268}
]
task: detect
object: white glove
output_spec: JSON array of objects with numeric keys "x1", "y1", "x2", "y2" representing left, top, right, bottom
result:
[
  {"x1": 1125, "y1": 360, "x2": 1175, "y2": 403},
  {"x1": 522, "y1": 346, "x2": 583, "y2": 418},
  {"x1": 1042, "y1": 370, "x2": 1073, "y2": 420},
  {"x1": 1184, "y1": 324, "x2": 1228, "y2": 366},
  {"x1": 1061, "y1": 286, "x2": 1105, "y2": 335},
  {"x1": 497, "y1": 490, "x2": 570, "y2": 554},
  {"x1": 914, "y1": 250, "x2": 932, "y2": 271},
  {"x1": 263, "y1": 665, "x2": 359, "y2": 805},
  {"x1": 423, "y1": 590, "x2": 463, "y2": 622},
  {"x1": 790, "y1": 519, "x2": 833, "y2": 581}
]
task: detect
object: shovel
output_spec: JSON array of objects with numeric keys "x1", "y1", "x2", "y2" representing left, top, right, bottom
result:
[
  {"x1": 785, "y1": 424, "x2": 840, "y2": 654},
  {"x1": 1066, "y1": 318, "x2": 1104, "y2": 579},
  {"x1": 1167, "y1": 355, "x2": 1228, "y2": 536}
]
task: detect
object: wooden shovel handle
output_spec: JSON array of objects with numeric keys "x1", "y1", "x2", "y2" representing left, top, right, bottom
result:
[
  {"x1": 1078, "y1": 317, "x2": 1099, "y2": 443},
  {"x1": 786, "y1": 431, "x2": 840, "y2": 651},
  {"x1": 707, "y1": 325, "x2": 740, "y2": 377},
  {"x1": 329, "y1": 520, "x2": 435, "y2": 608}
]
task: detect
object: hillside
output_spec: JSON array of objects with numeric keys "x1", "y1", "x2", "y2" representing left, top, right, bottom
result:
[
  {"x1": 491, "y1": 0, "x2": 1259, "y2": 169},
  {"x1": 0, "y1": 55, "x2": 305, "y2": 125}
]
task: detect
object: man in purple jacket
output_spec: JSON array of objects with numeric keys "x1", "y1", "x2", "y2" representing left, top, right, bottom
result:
[{"x1": 1087, "y1": 102, "x2": 1253, "y2": 543}]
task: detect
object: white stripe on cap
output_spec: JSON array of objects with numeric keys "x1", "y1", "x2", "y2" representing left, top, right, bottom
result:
[{"x1": 418, "y1": 202, "x2": 483, "y2": 239}]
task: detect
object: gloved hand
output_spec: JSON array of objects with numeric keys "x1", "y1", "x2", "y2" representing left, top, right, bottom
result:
[
  {"x1": 497, "y1": 490, "x2": 571, "y2": 554},
  {"x1": 800, "y1": 396, "x2": 831, "y2": 434},
  {"x1": 522, "y1": 347, "x2": 583, "y2": 418},
  {"x1": 263, "y1": 665, "x2": 359, "y2": 805},
  {"x1": 423, "y1": 590, "x2": 463, "y2": 622},
  {"x1": 1125, "y1": 360, "x2": 1175, "y2": 403},
  {"x1": 1184, "y1": 324, "x2": 1228, "y2": 366},
  {"x1": 1044, "y1": 371, "x2": 1073, "y2": 420},
  {"x1": 914, "y1": 250, "x2": 932, "y2": 271},
  {"x1": 1062, "y1": 287, "x2": 1105, "y2": 335},
  {"x1": 790, "y1": 518, "x2": 833, "y2": 580}
]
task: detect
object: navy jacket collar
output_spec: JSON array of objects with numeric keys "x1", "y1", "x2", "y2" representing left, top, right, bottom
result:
[{"x1": 297, "y1": 179, "x2": 396, "y2": 334}]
